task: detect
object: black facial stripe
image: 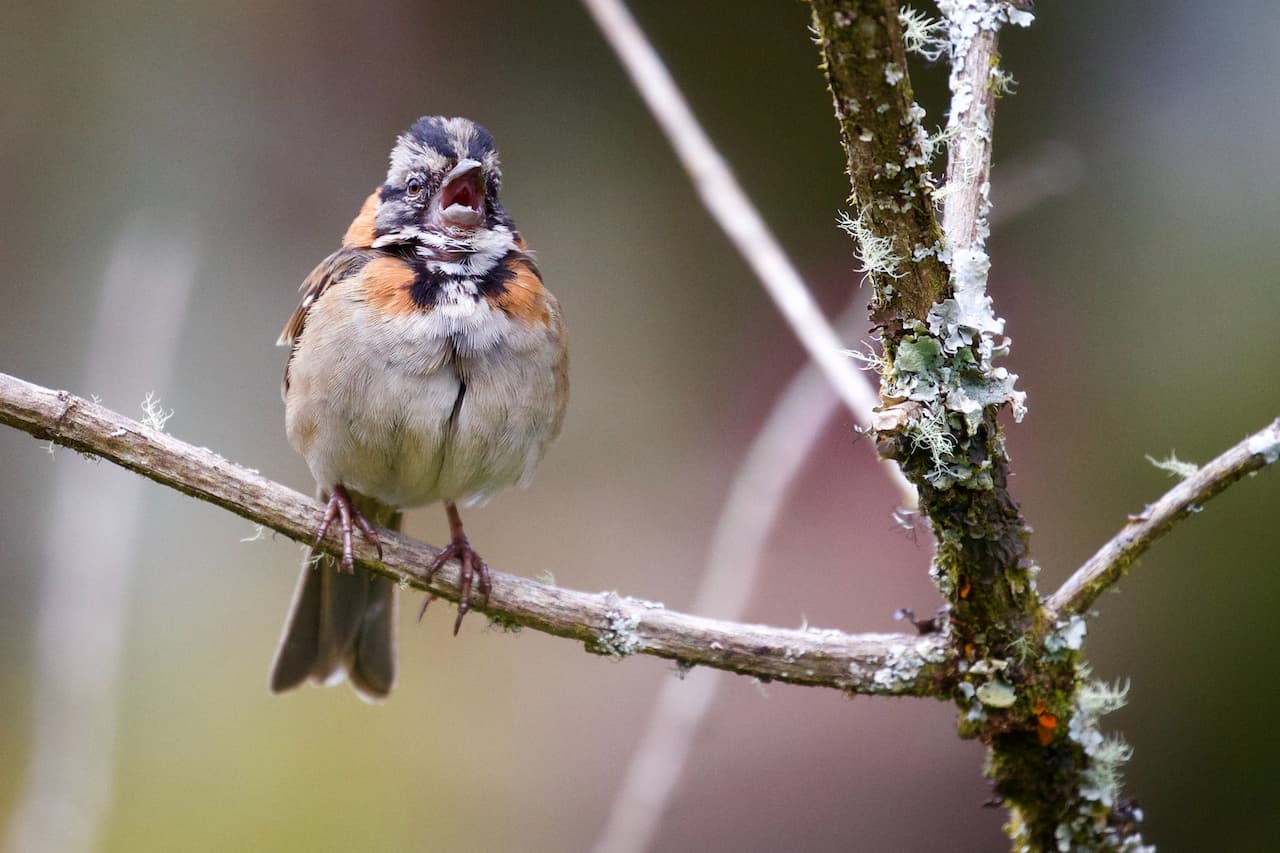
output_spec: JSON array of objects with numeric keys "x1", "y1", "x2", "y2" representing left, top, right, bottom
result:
[
  {"x1": 476, "y1": 250, "x2": 538, "y2": 301},
  {"x1": 466, "y1": 123, "x2": 496, "y2": 161},
  {"x1": 486, "y1": 198, "x2": 513, "y2": 231},
  {"x1": 408, "y1": 261, "x2": 451, "y2": 309},
  {"x1": 476, "y1": 260, "x2": 514, "y2": 301},
  {"x1": 372, "y1": 189, "x2": 415, "y2": 240},
  {"x1": 407, "y1": 117, "x2": 457, "y2": 160}
]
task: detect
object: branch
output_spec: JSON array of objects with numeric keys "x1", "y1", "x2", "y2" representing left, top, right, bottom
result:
[
  {"x1": 1047, "y1": 418, "x2": 1280, "y2": 620},
  {"x1": 591, "y1": 161, "x2": 1078, "y2": 853},
  {"x1": 811, "y1": 4, "x2": 1162, "y2": 851},
  {"x1": 939, "y1": 5, "x2": 999, "y2": 256},
  {"x1": 810, "y1": 0, "x2": 951, "y2": 322},
  {"x1": 812, "y1": 0, "x2": 1039, "y2": 672},
  {"x1": 5, "y1": 221, "x2": 201, "y2": 853},
  {"x1": 592, "y1": 300, "x2": 869, "y2": 853},
  {"x1": 579, "y1": 0, "x2": 916, "y2": 506},
  {"x1": 0, "y1": 371, "x2": 948, "y2": 695}
]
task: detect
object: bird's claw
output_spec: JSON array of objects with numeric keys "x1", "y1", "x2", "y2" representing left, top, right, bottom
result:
[
  {"x1": 313, "y1": 484, "x2": 383, "y2": 573},
  {"x1": 419, "y1": 536, "x2": 492, "y2": 633}
]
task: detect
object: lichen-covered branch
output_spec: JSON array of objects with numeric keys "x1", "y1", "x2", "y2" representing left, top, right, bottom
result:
[
  {"x1": 0, "y1": 370, "x2": 949, "y2": 695},
  {"x1": 810, "y1": 0, "x2": 950, "y2": 322},
  {"x1": 812, "y1": 3, "x2": 1157, "y2": 851},
  {"x1": 1048, "y1": 418, "x2": 1280, "y2": 621},
  {"x1": 812, "y1": 0, "x2": 1038, "y2": 699}
]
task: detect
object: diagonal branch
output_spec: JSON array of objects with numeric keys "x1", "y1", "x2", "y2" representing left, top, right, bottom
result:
[
  {"x1": 0, "y1": 371, "x2": 950, "y2": 695},
  {"x1": 580, "y1": 0, "x2": 915, "y2": 508},
  {"x1": 1046, "y1": 417, "x2": 1280, "y2": 621},
  {"x1": 590, "y1": 155, "x2": 1080, "y2": 853}
]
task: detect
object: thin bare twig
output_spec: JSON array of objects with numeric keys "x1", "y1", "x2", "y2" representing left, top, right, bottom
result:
[
  {"x1": 591, "y1": 301, "x2": 867, "y2": 853},
  {"x1": 590, "y1": 155, "x2": 1078, "y2": 853},
  {"x1": 580, "y1": 0, "x2": 915, "y2": 508},
  {"x1": 0, "y1": 371, "x2": 951, "y2": 694},
  {"x1": 1047, "y1": 418, "x2": 1280, "y2": 621},
  {"x1": 5, "y1": 221, "x2": 200, "y2": 853}
]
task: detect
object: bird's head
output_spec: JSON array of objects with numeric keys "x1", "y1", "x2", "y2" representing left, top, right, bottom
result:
[{"x1": 373, "y1": 116, "x2": 511, "y2": 253}]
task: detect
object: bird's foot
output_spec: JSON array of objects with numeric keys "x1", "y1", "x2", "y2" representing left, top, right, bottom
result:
[
  {"x1": 313, "y1": 484, "x2": 383, "y2": 573},
  {"x1": 419, "y1": 535, "x2": 492, "y2": 634}
]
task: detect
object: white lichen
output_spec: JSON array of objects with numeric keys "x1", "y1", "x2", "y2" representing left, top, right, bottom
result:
[
  {"x1": 140, "y1": 391, "x2": 175, "y2": 432},
  {"x1": 846, "y1": 341, "x2": 890, "y2": 373},
  {"x1": 239, "y1": 524, "x2": 267, "y2": 543},
  {"x1": 990, "y1": 65, "x2": 1017, "y2": 95},
  {"x1": 1145, "y1": 451, "x2": 1199, "y2": 480},
  {"x1": 868, "y1": 637, "x2": 945, "y2": 691},
  {"x1": 595, "y1": 594, "x2": 644, "y2": 657},
  {"x1": 975, "y1": 678, "x2": 1017, "y2": 708},
  {"x1": 838, "y1": 209, "x2": 904, "y2": 281},
  {"x1": 1045, "y1": 614, "x2": 1088, "y2": 655},
  {"x1": 1076, "y1": 678, "x2": 1130, "y2": 721},
  {"x1": 1248, "y1": 426, "x2": 1280, "y2": 464},
  {"x1": 1051, "y1": 675, "x2": 1151, "y2": 850},
  {"x1": 899, "y1": 7, "x2": 948, "y2": 61},
  {"x1": 1079, "y1": 736, "x2": 1134, "y2": 808},
  {"x1": 909, "y1": 403, "x2": 960, "y2": 484}
]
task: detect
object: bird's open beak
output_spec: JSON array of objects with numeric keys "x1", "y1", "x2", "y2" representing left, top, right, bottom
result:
[{"x1": 435, "y1": 159, "x2": 486, "y2": 230}]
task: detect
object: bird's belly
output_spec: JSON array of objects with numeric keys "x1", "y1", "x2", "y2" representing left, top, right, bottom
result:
[
  {"x1": 435, "y1": 344, "x2": 563, "y2": 504},
  {"x1": 286, "y1": 299, "x2": 559, "y2": 508}
]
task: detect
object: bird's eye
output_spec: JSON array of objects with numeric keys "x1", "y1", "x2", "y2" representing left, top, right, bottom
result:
[{"x1": 406, "y1": 177, "x2": 424, "y2": 197}]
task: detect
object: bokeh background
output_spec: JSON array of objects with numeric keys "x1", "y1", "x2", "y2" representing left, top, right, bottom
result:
[{"x1": 2, "y1": 1, "x2": 1278, "y2": 851}]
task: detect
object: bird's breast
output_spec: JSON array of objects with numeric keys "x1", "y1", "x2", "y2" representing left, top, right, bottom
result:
[{"x1": 285, "y1": 270, "x2": 564, "y2": 508}]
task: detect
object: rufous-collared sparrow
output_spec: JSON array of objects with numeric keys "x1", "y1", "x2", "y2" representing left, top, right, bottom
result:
[{"x1": 269, "y1": 116, "x2": 568, "y2": 702}]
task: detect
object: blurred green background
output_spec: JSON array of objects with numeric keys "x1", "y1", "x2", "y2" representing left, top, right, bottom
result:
[{"x1": 1, "y1": 1, "x2": 1277, "y2": 851}]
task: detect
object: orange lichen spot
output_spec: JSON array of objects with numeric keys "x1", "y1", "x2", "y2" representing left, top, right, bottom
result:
[
  {"x1": 342, "y1": 189, "x2": 381, "y2": 247},
  {"x1": 362, "y1": 256, "x2": 418, "y2": 314},
  {"x1": 963, "y1": 642, "x2": 975, "y2": 659},
  {"x1": 1036, "y1": 713, "x2": 1058, "y2": 746},
  {"x1": 958, "y1": 575, "x2": 971, "y2": 599}
]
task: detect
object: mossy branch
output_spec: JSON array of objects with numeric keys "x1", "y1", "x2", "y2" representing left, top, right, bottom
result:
[
  {"x1": 0, "y1": 370, "x2": 949, "y2": 695},
  {"x1": 810, "y1": 2, "x2": 1152, "y2": 850},
  {"x1": 810, "y1": 0, "x2": 1039, "y2": 698},
  {"x1": 810, "y1": 0, "x2": 950, "y2": 322}
]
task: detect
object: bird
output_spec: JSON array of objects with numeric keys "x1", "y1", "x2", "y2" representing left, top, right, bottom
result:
[{"x1": 269, "y1": 116, "x2": 568, "y2": 702}]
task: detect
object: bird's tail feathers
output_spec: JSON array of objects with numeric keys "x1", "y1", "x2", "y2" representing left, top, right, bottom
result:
[{"x1": 269, "y1": 490, "x2": 400, "y2": 702}]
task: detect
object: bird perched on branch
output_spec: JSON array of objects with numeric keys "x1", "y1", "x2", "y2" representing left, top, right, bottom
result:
[{"x1": 269, "y1": 116, "x2": 568, "y2": 701}]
